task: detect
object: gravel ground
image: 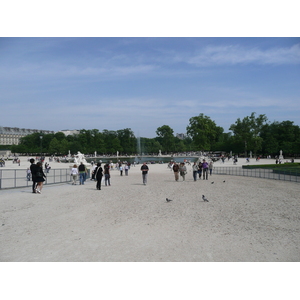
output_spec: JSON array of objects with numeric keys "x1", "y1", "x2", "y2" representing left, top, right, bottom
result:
[{"x1": 1, "y1": 163, "x2": 299, "y2": 262}]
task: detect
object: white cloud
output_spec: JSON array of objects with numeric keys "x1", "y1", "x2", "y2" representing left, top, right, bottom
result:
[{"x1": 180, "y1": 44, "x2": 300, "y2": 66}]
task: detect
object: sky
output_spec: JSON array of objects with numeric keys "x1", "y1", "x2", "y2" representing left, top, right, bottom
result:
[
  {"x1": 0, "y1": 2, "x2": 298, "y2": 294},
  {"x1": 1, "y1": 37, "x2": 299, "y2": 138}
]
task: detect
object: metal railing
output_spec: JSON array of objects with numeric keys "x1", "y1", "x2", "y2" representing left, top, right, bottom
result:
[
  {"x1": 213, "y1": 167, "x2": 299, "y2": 182},
  {"x1": 0, "y1": 168, "x2": 89, "y2": 190}
]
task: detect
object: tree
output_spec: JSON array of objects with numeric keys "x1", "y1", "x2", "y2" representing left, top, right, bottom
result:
[
  {"x1": 186, "y1": 113, "x2": 223, "y2": 151},
  {"x1": 261, "y1": 120, "x2": 300, "y2": 156},
  {"x1": 156, "y1": 125, "x2": 174, "y2": 153},
  {"x1": 229, "y1": 112, "x2": 267, "y2": 156},
  {"x1": 117, "y1": 128, "x2": 136, "y2": 154},
  {"x1": 49, "y1": 138, "x2": 61, "y2": 155}
]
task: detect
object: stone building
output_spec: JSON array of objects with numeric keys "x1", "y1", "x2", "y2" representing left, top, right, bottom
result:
[
  {"x1": 57, "y1": 129, "x2": 80, "y2": 136},
  {"x1": 0, "y1": 126, "x2": 54, "y2": 145}
]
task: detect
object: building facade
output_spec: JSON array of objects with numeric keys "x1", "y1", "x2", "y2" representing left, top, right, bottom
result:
[
  {"x1": 57, "y1": 129, "x2": 80, "y2": 136},
  {"x1": 0, "y1": 126, "x2": 54, "y2": 145}
]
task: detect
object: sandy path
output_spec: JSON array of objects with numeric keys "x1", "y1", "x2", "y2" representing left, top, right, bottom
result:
[{"x1": 0, "y1": 163, "x2": 299, "y2": 262}]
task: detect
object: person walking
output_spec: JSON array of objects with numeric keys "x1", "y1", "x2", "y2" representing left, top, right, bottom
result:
[
  {"x1": 172, "y1": 163, "x2": 180, "y2": 181},
  {"x1": 26, "y1": 168, "x2": 31, "y2": 181},
  {"x1": 125, "y1": 164, "x2": 129, "y2": 176},
  {"x1": 119, "y1": 165, "x2": 123, "y2": 176},
  {"x1": 78, "y1": 162, "x2": 87, "y2": 185},
  {"x1": 70, "y1": 164, "x2": 79, "y2": 185},
  {"x1": 94, "y1": 162, "x2": 103, "y2": 190},
  {"x1": 192, "y1": 162, "x2": 199, "y2": 181},
  {"x1": 202, "y1": 159, "x2": 208, "y2": 180},
  {"x1": 208, "y1": 161, "x2": 213, "y2": 176},
  {"x1": 29, "y1": 158, "x2": 38, "y2": 193},
  {"x1": 179, "y1": 162, "x2": 187, "y2": 181},
  {"x1": 198, "y1": 161, "x2": 203, "y2": 179},
  {"x1": 141, "y1": 162, "x2": 149, "y2": 185},
  {"x1": 104, "y1": 163, "x2": 111, "y2": 186},
  {"x1": 35, "y1": 161, "x2": 46, "y2": 193}
]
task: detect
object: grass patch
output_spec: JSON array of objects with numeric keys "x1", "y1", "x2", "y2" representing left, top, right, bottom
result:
[{"x1": 242, "y1": 163, "x2": 300, "y2": 176}]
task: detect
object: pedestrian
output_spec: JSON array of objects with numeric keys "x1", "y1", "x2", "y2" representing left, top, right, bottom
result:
[
  {"x1": 140, "y1": 162, "x2": 149, "y2": 185},
  {"x1": 70, "y1": 164, "x2": 79, "y2": 185},
  {"x1": 119, "y1": 165, "x2": 123, "y2": 176},
  {"x1": 26, "y1": 168, "x2": 31, "y2": 181},
  {"x1": 35, "y1": 161, "x2": 46, "y2": 194},
  {"x1": 172, "y1": 163, "x2": 180, "y2": 181},
  {"x1": 202, "y1": 159, "x2": 208, "y2": 180},
  {"x1": 198, "y1": 161, "x2": 203, "y2": 179},
  {"x1": 91, "y1": 163, "x2": 97, "y2": 180},
  {"x1": 78, "y1": 162, "x2": 87, "y2": 185},
  {"x1": 104, "y1": 163, "x2": 111, "y2": 186},
  {"x1": 192, "y1": 162, "x2": 199, "y2": 181},
  {"x1": 125, "y1": 164, "x2": 129, "y2": 176},
  {"x1": 94, "y1": 162, "x2": 103, "y2": 190},
  {"x1": 208, "y1": 161, "x2": 213, "y2": 176},
  {"x1": 29, "y1": 158, "x2": 38, "y2": 193},
  {"x1": 179, "y1": 162, "x2": 187, "y2": 181}
]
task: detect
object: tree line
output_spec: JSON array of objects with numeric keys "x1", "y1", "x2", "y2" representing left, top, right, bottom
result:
[{"x1": 8, "y1": 112, "x2": 300, "y2": 157}]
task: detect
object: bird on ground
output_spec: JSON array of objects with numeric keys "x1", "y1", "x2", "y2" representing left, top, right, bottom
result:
[
  {"x1": 223, "y1": 180, "x2": 226, "y2": 183},
  {"x1": 166, "y1": 198, "x2": 173, "y2": 202},
  {"x1": 211, "y1": 181, "x2": 214, "y2": 184},
  {"x1": 202, "y1": 195, "x2": 209, "y2": 202}
]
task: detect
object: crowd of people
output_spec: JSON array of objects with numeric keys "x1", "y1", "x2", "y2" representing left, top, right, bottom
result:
[
  {"x1": 29, "y1": 158, "x2": 47, "y2": 194},
  {"x1": 169, "y1": 159, "x2": 214, "y2": 182}
]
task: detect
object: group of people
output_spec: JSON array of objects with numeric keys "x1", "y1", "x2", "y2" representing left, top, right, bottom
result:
[
  {"x1": 70, "y1": 162, "x2": 112, "y2": 190},
  {"x1": 29, "y1": 158, "x2": 47, "y2": 194},
  {"x1": 171, "y1": 159, "x2": 213, "y2": 182},
  {"x1": 91, "y1": 162, "x2": 111, "y2": 190},
  {"x1": 70, "y1": 162, "x2": 88, "y2": 185}
]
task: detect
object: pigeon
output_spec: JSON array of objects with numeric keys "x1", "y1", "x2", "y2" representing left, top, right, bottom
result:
[
  {"x1": 223, "y1": 180, "x2": 226, "y2": 183},
  {"x1": 166, "y1": 198, "x2": 173, "y2": 202},
  {"x1": 202, "y1": 195, "x2": 209, "y2": 202},
  {"x1": 211, "y1": 181, "x2": 214, "y2": 184}
]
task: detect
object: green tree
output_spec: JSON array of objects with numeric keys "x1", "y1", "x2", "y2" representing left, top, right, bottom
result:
[
  {"x1": 261, "y1": 120, "x2": 300, "y2": 156},
  {"x1": 102, "y1": 130, "x2": 123, "y2": 154},
  {"x1": 49, "y1": 137, "x2": 61, "y2": 155},
  {"x1": 60, "y1": 139, "x2": 69, "y2": 155},
  {"x1": 156, "y1": 125, "x2": 174, "y2": 153},
  {"x1": 117, "y1": 128, "x2": 136, "y2": 154},
  {"x1": 186, "y1": 113, "x2": 223, "y2": 151},
  {"x1": 174, "y1": 137, "x2": 186, "y2": 152},
  {"x1": 229, "y1": 112, "x2": 267, "y2": 156}
]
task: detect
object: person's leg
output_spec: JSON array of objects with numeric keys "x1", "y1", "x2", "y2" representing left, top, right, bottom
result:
[
  {"x1": 99, "y1": 176, "x2": 102, "y2": 190},
  {"x1": 32, "y1": 181, "x2": 36, "y2": 193}
]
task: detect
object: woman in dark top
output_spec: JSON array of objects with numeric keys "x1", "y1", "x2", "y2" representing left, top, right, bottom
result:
[
  {"x1": 94, "y1": 162, "x2": 103, "y2": 190},
  {"x1": 104, "y1": 163, "x2": 111, "y2": 186},
  {"x1": 35, "y1": 161, "x2": 46, "y2": 194}
]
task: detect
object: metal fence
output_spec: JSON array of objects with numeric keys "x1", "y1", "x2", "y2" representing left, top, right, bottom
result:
[
  {"x1": 0, "y1": 168, "x2": 91, "y2": 190},
  {"x1": 213, "y1": 167, "x2": 299, "y2": 182}
]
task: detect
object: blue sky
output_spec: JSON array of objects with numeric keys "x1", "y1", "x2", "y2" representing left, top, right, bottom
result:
[{"x1": 1, "y1": 37, "x2": 299, "y2": 138}]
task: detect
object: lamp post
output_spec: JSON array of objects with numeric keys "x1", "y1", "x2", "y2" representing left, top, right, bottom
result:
[{"x1": 40, "y1": 135, "x2": 43, "y2": 161}]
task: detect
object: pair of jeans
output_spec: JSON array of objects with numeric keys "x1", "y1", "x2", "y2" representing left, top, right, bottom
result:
[
  {"x1": 105, "y1": 174, "x2": 110, "y2": 186},
  {"x1": 142, "y1": 173, "x2": 148, "y2": 184},
  {"x1": 193, "y1": 171, "x2": 198, "y2": 181},
  {"x1": 79, "y1": 172, "x2": 86, "y2": 184}
]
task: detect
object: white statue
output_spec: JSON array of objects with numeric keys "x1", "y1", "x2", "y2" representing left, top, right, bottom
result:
[
  {"x1": 74, "y1": 151, "x2": 89, "y2": 165},
  {"x1": 158, "y1": 150, "x2": 162, "y2": 156},
  {"x1": 279, "y1": 150, "x2": 284, "y2": 160}
]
